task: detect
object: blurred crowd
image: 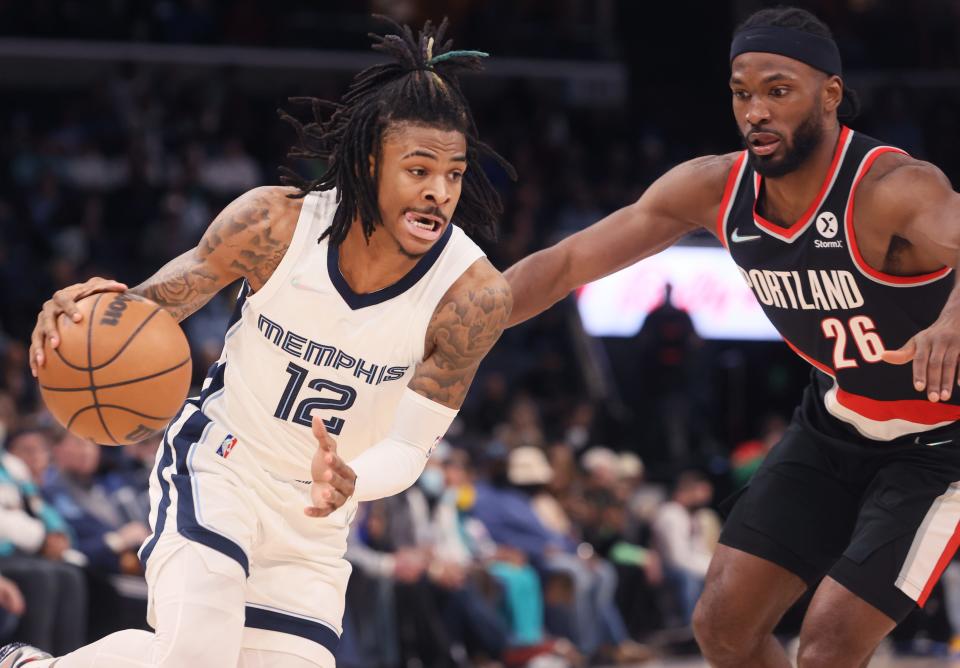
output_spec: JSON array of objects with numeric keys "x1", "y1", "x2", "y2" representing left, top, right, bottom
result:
[
  {"x1": 0, "y1": 403, "x2": 730, "y2": 666},
  {"x1": 5, "y1": 0, "x2": 960, "y2": 665},
  {"x1": 5, "y1": 1, "x2": 960, "y2": 70}
]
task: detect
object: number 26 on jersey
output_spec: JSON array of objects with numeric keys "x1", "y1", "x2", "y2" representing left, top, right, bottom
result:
[{"x1": 821, "y1": 315, "x2": 884, "y2": 369}]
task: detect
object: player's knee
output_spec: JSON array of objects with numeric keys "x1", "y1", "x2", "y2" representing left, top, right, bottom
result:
[
  {"x1": 692, "y1": 588, "x2": 761, "y2": 662},
  {"x1": 796, "y1": 614, "x2": 873, "y2": 668},
  {"x1": 796, "y1": 635, "x2": 846, "y2": 668}
]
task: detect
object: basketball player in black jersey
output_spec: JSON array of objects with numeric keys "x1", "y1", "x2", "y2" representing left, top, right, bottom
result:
[{"x1": 508, "y1": 6, "x2": 960, "y2": 668}]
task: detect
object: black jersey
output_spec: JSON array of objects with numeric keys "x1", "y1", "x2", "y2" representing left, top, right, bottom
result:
[{"x1": 718, "y1": 127, "x2": 960, "y2": 441}]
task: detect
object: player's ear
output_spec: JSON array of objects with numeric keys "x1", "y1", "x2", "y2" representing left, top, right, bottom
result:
[
  {"x1": 368, "y1": 154, "x2": 376, "y2": 179},
  {"x1": 823, "y1": 74, "x2": 842, "y2": 114}
]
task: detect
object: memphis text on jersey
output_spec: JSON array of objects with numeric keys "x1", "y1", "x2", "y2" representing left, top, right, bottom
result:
[
  {"x1": 258, "y1": 313, "x2": 409, "y2": 385},
  {"x1": 738, "y1": 268, "x2": 865, "y2": 312}
]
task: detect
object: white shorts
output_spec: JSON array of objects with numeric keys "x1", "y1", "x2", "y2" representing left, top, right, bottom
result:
[{"x1": 138, "y1": 402, "x2": 357, "y2": 666}]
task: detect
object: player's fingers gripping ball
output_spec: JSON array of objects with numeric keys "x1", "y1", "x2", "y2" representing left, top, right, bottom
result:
[{"x1": 37, "y1": 293, "x2": 192, "y2": 445}]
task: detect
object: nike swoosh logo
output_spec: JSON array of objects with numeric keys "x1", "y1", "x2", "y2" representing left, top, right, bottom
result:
[
  {"x1": 915, "y1": 437, "x2": 953, "y2": 447},
  {"x1": 731, "y1": 228, "x2": 762, "y2": 243},
  {"x1": 290, "y1": 275, "x2": 326, "y2": 293}
]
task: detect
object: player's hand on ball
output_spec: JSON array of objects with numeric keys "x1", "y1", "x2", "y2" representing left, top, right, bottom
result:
[
  {"x1": 30, "y1": 276, "x2": 128, "y2": 377},
  {"x1": 882, "y1": 310, "x2": 960, "y2": 402},
  {"x1": 306, "y1": 415, "x2": 357, "y2": 518}
]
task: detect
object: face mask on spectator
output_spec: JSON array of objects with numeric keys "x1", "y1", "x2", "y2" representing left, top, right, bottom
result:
[{"x1": 418, "y1": 467, "x2": 445, "y2": 498}]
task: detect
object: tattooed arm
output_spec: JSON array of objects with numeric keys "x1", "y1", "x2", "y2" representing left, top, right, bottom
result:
[
  {"x1": 129, "y1": 186, "x2": 301, "y2": 320},
  {"x1": 29, "y1": 186, "x2": 302, "y2": 375},
  {"x1": 319, "y1": 258, "x2": 512, "y2": 506},
  {"x1": 411, "y1": 257, "x2": 513, "y2": 408}
]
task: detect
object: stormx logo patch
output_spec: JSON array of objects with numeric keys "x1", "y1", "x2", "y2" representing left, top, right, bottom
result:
[
  {"x1": 216, "y1": 434, "x2": 238, "y2": 458},
  {"x1": 816, "y1": 211, "x2": 839, "y2": 238},
  {"x1": 814, "y1": 212, "x2": 843, "y2": 249}
]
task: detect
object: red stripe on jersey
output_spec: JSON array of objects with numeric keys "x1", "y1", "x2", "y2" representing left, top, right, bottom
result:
[
  {"x1": 782, "y1": 337, "x2": 835, "y2": 377},
  {"x1": 845, "y1": 147, "x2": 952, "y2": 285},
  {"x1": 834, "y1": 389, "x2": 960, "y2": 425},
  {"x1": 782, "y1": 336, "x2": 960, "y2": 424},
  {"x1": 716, "y1": 152, "x2": 747, "y2": 249},
  {"x1": 752, "y1": 126, "x2": 851, "y2": 241},
  {"x1": 918, "y1": 521, "x2": 960, "y2": 607}
]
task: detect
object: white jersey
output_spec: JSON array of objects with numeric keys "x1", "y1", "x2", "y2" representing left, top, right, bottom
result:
[
  {"x1": 139, "y1": 189, "x2": 484, "y2": 665},
  {"x1": 208, "y1": 188, "x2": 483, "y2": 476}
]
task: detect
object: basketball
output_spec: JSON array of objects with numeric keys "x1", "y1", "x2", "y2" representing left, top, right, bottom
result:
[{"x1": 37, "y1": 292, "x2": 192, "y2": 446}]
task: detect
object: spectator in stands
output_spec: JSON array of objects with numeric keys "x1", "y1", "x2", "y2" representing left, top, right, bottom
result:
[
  {"x1": 495, "y1": 395, "x2": 546, "y2": 450},
  {"x1": 439, "y1": 446, "x2": 580, "y2": 667},
  {"x1": 199, "y1": 137, "x2": 263, "y2": 196},
  {"x1": 651, "y1": 470, "x2": 718, "y2": 627},
  {"x1": 115, "y1": 433, "x2": 161, "y2": 524},
  {"x1": 472, "y1": 445, "x2": 651, "y2": 663},
  {"x1": 5, "y1": 427, "x2": 52, "y2": 487},
  {"x1": 579, "y1": 447, "x2": 661, "y2": 587},
  {"x1": 729, "y1": 414, "x2": 787, "y2": 486},
  {"x1": 0, "y1": 441, "x2": 87, "y2": 654},
  {"x1": 343, "y1": 475, "x2": 508, "y2": 668},
  {"x1": 43, "y1": 431, "x2": 150, "y2": 576}
]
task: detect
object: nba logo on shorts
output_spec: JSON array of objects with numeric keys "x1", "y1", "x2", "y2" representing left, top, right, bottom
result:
[{"x1": 217, "y1": 434, "x2": 238, "y2": 458}]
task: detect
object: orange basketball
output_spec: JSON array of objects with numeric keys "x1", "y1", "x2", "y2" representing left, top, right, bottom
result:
[{"x1": 37, "y1": 292, "x2": 192, "y2": 445}]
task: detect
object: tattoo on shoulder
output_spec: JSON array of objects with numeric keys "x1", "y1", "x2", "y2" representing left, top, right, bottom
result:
[
  {"x1": 409, "y1": 277, "x2": 513, "y2": 408},
  {"x1": 131, "y1": 188, "x2": 299, "y2": 322}
]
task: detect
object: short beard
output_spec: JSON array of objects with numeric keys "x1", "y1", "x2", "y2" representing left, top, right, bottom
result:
[{"x1": 745, "y1": 109, "x2": 823, "y2": 178}]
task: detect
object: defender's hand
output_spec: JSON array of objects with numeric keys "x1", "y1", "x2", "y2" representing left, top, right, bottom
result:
[
  {"x1": 882, "y1": 311, "x2": 960, "y2": 402},
  {"x1": 305, "y1": 416, "x2": 356, "y2": 518},
  {"x1": 30, "y1": 277, "x2": 128, "y2": 377}
]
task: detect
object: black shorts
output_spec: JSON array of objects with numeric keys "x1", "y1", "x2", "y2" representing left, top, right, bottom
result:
[{"x1": 719, "y1": 411, "x2": 960, "y2": 623}]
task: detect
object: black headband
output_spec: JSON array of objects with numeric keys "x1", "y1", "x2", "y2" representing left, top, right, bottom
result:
[{"x1": 730, "y1": 26, "x2": 841, "y2": 76}]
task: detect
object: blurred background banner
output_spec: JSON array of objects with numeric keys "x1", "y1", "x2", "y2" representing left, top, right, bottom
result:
[{"x1": 576, "y1": 246, "x2": 780, "y2": 341}]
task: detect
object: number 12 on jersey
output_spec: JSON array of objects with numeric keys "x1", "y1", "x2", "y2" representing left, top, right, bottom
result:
[
  {"x1": 821, "y1": 315, "x2": 884, "y2": 369},
  {"x1": 274, "y1": 362, "x2": 357, "y2": 434}
]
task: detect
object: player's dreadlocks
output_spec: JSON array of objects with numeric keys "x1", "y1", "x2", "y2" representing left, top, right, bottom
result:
[
  {"x1": 279, "y1": 16, "x2": 516, "y2": 246},
  {"x1": 737, "y1": 6, "x2": 860, "y2": 121}
]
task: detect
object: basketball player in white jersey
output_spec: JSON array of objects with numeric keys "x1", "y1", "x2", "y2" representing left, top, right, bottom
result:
[{"x1": 8, "y1": 19, "x2": 513, "y2": 668}]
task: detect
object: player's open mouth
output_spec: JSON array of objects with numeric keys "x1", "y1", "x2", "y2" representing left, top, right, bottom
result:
[
  {"x1": 749, "y1": 132, "x2": 781, "y2": 156},
  {"x1": 403, "y1": 211, "x2": 444, "y2": 241}
]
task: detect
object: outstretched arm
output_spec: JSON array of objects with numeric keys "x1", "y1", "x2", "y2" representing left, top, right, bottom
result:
[
  {"x1": 504, "y1": 154, "x2": 734, "y2": 326},
  {"x1": 29, "y1": 186, "x2": 301, "y2": 375}
]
